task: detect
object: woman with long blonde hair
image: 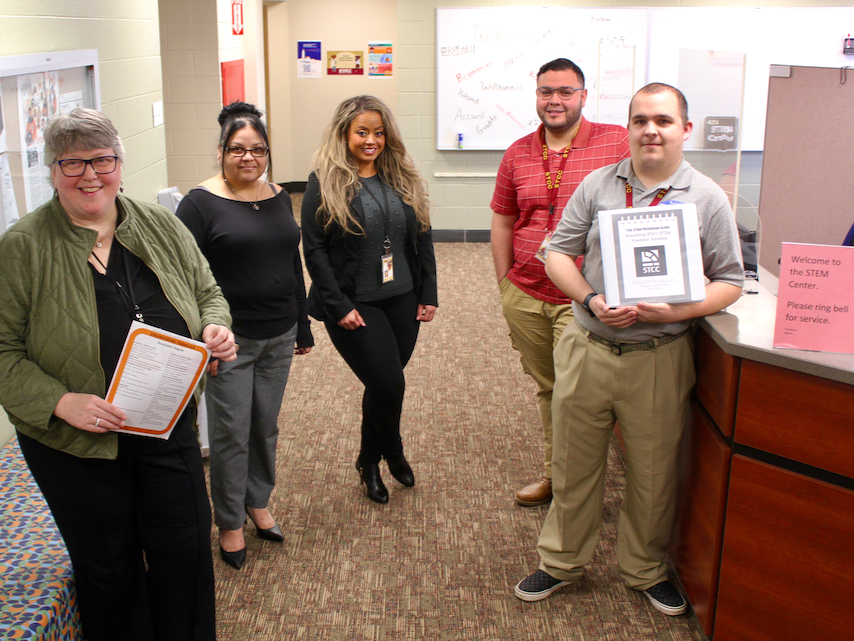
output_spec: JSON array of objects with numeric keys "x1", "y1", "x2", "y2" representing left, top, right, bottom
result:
[{"x1": 302, "y1": 95, "x2": 437, "y2": 503}]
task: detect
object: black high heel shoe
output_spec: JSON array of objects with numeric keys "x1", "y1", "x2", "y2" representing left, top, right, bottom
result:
[
  {"x1": 386, "y1": 456, "x2": 415, "y2": 487},
  {"x1": 355, "y1": 460, "x2": 389, "y2": 503},
  {"x1": 219, "y1": 546, "x2": 246, "y2": 570},
  {"x1": 245, "y1": 508, "x2": 285, "y2": 543}
]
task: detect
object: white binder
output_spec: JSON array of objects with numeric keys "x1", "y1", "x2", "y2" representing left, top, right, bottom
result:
[{"x1": 598, "y1": 204, "x2": 706, "y2": 307}]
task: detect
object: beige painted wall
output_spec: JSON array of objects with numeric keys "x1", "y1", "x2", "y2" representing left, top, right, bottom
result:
[
  {"x1": 0, "y1": 0, "x2": 168, "y2": 201},
  {"x1": 159, "y1": 0, "x2": 220, "y2": 196},
  {"x1": 159, "y1": 0, "x2": 267, "y2": 195},
  {"x1": 264, "y1": 0, "x2": 399, "y2": 184}
]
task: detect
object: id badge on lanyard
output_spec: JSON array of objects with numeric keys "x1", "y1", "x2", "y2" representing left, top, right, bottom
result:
[
  {"x1": 381, "y1": 238, "x2": 394, "y2": 283},
  {"x1": 535, "y1": 228, "x2": 553, "y2": 265}
]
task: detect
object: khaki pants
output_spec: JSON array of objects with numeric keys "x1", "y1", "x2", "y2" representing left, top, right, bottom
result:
[
  {"x1": 500, "y1": 278, "x2": 574, "y2": 478},
  {"x1": 537, "y1": 321, "x2": 695, "y2": 589}
]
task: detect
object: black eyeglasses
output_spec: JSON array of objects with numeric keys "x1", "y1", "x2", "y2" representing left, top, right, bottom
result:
[
  {"x1": 225, "y1": 146, "x2": 269, "y2": 158},
  {"x1": 536, "y1": 86, "x2": 583, "y2": 100},
  {"x1": 55, "y1": 156, "x2": 119, "y2": 177}
]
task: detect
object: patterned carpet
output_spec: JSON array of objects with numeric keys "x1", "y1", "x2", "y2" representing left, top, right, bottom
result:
[{"x1": 209, "y1": 234, "x2": 708, "y2": 640}]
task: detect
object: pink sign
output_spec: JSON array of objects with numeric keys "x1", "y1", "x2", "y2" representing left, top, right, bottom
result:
[{"x1": 774, "y1": 242, "x2": 854, "y2": 354}]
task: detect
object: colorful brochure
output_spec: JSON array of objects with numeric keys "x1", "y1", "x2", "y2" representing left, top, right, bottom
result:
[{"x1": 107, "y1": 321, "x2": 210, "y2": 439}]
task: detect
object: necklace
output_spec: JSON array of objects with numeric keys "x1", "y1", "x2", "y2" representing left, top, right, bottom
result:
[
  {"x1": 95, "y1": 227, "x2": 114, "y2": 248},
  {"x1": 224, "y1": 177, "x2": 262, "y2": 210}
]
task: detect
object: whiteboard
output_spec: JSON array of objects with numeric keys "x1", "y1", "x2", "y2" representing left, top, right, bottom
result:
[
  {"x1": 436, "y1": 7, "x2": 648, "y2": 150},
  {"x1": 437, "y1": 7, "x2": 854, "y2": 152}
]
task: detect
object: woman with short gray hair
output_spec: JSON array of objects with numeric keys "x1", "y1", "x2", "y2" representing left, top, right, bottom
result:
[{"x1": 0, "y1": 108, "x2": 235, "y2": 640}]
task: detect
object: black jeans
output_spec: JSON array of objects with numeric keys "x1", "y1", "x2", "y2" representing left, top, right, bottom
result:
[
  {"x1": 325, "y1": 291, "x2": 420, "y2": 465},
  {"x1": 17, "y1": 408, "x2": 215, "y2": 641}
]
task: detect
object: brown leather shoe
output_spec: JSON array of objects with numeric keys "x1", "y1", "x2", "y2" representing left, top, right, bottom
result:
[{"x1": 515, "y1": 477, "x2": 552, "y2": 506}]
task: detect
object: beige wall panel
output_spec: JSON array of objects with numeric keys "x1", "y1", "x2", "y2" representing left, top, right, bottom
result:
[
  {"x1": 164, "y1": 103, "x2": 199, "y2": 131},
  {"x1": 0, "y1": 0, "x2": 157, "y2": 19},
  {"x1": 193, "y1": 50, "x2": 221, "y2": 78},
  {"x1": 265, "y1": 2, "x2": 292, "y2": 183},
  {"x1": 124, "y1": 127, "x2": 169, "y2": 176},
  {"x1": 162, "y1": 50, "x2": 196, "y2": 78},
  {"x1": 124, "y1": 160, "x2": 170, "y2": 205},
  {"x1": 195, "y1": 103, "x2": 225, "y2": 135},
  {"x1": 165, "y1": 20, "x2": 219, "y2": 51},
  {"x1": 99, "y1": 57, "x2": 164, "y2": 103},
  {"x1": 103, "y1": 94, "x2": 163, "y2": 139}
]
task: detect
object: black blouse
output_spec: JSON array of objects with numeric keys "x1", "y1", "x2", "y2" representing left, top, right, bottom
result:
[{"x1": 90, "y1": 242, "x2": 190, "y2": 390}]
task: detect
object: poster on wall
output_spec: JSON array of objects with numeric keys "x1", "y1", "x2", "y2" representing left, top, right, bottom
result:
[
  {"x1": 0, "y1": 154, "x2": 19, "y2": 231},
  {"x1": 297, "y1": 41, "x2": 322, "y2": 79},
  {"x1": 327, "y1": 51, "x2": 364, "y2": 76},
  {"x1": 368, "y1": 43, "x2": 393, "y2": 77},
  {"x1": 18, "y1": 72, "x2": 60, "y2": 212},
  {"x1": 60, "y1": 90, "x2": 85, "y2": 114}
]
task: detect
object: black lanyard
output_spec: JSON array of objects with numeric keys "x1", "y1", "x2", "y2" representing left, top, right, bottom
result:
[
  {"x1": 91, "y1": 247, "x2": 145, "y2": 323},
  {"x1": 361, "y1": 179, "x2": 393, "y2": 251}
]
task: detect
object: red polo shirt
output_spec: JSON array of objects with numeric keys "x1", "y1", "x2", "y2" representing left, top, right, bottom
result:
[{"x1": 491, "y1": 119, "x2": 629, "y2": 304}]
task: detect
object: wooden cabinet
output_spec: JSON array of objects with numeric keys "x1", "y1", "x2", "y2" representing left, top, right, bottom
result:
[
  {"x1": 693, "y1": 329, "x2": 740, "y2": 438},
  {"x1": 714, "y1": 456, "x2": 854, "y2": 641},
  {"x1": 735, "y1": 359, "x2": 854, "y2": 479},
  {"x1": 673, "y1": 327, "x2": 854, "y2": 639},
  {"x1": 671, "y1": 402, "x2": 731, "y2": 635}
]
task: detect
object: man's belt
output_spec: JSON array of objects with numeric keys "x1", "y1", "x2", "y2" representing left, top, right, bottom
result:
[{"x1": 577, "y1": 323, "x2": 691, "y2": 356}]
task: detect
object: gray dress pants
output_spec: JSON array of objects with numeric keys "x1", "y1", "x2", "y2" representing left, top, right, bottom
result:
[{"x1": 207, "y1": 325, "x2": 297, "y2": 530}]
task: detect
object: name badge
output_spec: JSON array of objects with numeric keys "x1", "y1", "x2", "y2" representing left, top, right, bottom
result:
[
  {"x1": 535, "y1": 230, "x2": 553, "y2": 264},
  {"x1": 381, "y1": 252, "x2": 394, "y2": 283}
]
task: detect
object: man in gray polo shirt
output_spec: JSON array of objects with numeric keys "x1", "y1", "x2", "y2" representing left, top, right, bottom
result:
[{"x1": 513, "y1": 83, "x2": 744, "y2": 616}]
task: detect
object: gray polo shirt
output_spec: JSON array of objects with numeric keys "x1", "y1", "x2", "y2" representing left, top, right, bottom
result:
[{"x1": 549, "y1": 158, "x2": 744, "y2": 341}]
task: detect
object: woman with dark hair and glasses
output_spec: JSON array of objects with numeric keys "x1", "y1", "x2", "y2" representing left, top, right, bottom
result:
[
  {"x1": 0, "y1": 107, "x2": 236, "y2": 640},
  {"x1": 177, "y1": 102, "x2": 313, "y2": 570}
]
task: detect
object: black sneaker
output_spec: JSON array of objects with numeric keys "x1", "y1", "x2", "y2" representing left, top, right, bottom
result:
[
  {"x1": 514, "y1": 569, "x2": 570, "y2": 602},
  {"x1": 643, "y1": 580, "x2": 687, "y2": 616}
]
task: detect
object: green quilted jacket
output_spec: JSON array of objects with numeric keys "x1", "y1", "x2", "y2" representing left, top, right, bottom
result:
[{"x1": 0, "y1": 195, "x2": 231, "y2": 459}]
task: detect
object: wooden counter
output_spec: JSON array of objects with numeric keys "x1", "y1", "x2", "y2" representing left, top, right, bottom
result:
[{"x1": 671, "y1": 283, "x2": 854, "y2": 639}]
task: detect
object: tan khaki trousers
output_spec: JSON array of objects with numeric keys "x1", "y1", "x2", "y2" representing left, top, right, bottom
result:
[
  {"x1": 500, "y1": 278, "x2": 574, "y2": 478},
  {"x1": 537, "y1": 321, "x2": 695, "y2": 589}
]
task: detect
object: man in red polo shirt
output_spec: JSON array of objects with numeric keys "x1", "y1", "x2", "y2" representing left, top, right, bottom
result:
[{"x1": 491, "y1": 58, "x2": 629, "y2": 506}]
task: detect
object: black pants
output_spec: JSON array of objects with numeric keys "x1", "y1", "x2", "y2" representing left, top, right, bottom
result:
[
  {"x1": 17, "y1": 409, "x2": 215, "y2": 641},
  {"x1": 325, "y1": 291, "x2": 420, "y2": 465}
]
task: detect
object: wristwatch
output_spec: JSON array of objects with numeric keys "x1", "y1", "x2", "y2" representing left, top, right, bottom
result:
[{"x1": 581, "y1": 292, "x2": 598, "y2": 316}]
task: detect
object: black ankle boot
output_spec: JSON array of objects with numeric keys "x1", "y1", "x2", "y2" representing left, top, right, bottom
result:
[
  {"x1": 386, "y1": 456, "x2": 415, "y2": 487},
  {"x1": 355, "y1": 460, "x2": 389, "y2": 503}
]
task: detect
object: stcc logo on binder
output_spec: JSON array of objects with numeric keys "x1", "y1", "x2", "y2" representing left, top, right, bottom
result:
[{"x1": 635, "y1": 246, "x2": 667, "y2": 276}]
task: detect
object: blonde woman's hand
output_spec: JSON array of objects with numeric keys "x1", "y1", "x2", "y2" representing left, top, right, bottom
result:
[
  {"x1": 417, "y1": 304, "x2": 437, "y2": 322},
  {"x1": 337, "y1": 309, "x2": 366, "y2": 330}
]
